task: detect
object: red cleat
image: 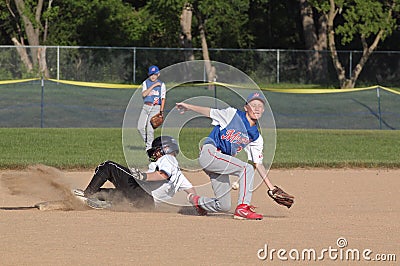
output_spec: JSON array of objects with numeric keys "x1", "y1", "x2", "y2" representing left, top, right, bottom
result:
[
  {"x1": 234, "y1": 204, "x2": 263, "y2": 220},
  {"x1": 187, "y1": 193, "x2": 207, "y2": 216}
]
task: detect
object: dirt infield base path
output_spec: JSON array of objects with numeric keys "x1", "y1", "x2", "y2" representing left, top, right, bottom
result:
[{"x1": 0, "y1": 166, "x2": 399, "y2": 265}]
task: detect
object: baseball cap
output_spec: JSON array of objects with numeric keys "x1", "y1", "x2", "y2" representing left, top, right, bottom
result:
[
  {"x1": 246, "y1": 92, "x2": 266, "y2": 104},
  {"x1": 148, "y1": 65, "x2": 160, "y2": 75}
]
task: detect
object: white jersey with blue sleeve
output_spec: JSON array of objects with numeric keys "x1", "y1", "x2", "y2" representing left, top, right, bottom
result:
[{"x1": 204, "y1": 107, "x2": 264, "y2": 164}]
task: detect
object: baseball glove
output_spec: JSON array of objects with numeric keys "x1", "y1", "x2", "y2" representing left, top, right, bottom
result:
[
  {"x1": 150, "y1": 112, "x2": 164, "y2": 129},
  {"x1": 267, "y1": 186, "x2": 294, "y2": 208}
]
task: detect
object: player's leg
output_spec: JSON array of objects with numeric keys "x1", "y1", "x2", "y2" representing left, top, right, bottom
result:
[
  {"x1": 84, "y1": 161, "x2": 153, "y2": 206},
  {"x1": 198, "y1": 144, "x2": 262, "y2": 219},
  {"x1": 196, "y1": 171, "x2": 231, "y2": 212},
  {"x1": 84, "y1": 161, "x2": 138, "y2": 194},
  {"x1": 199, "y1": 144, "x2": 255, "y2": 206},
  {"x1": 145, "y1": 105, "x2": 161, "y2": 150},
  {"x1": 137, "y1": 105, "x2": 150, "y2": 148},
  {"x1": 84, "y1": 161, "x2": 112, "y2": 196}
]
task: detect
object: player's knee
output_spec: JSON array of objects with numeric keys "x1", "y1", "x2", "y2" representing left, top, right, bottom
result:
[
  {"x1": 96, "y1": 161, "x2": 115, "y2": 175},
  {"x1": 216, "y1": 200, "x2": 231, "y2": 212},
  {"x1": 244, "y1": 163, "x2": 255, "y2": 177},
  {"x1": 137, "y1": 126, "x2": 145, "y2": 134}
]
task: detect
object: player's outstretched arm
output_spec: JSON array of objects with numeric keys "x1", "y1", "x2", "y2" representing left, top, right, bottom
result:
[
  {"x1": 146, "y1": 171, "x2": 170, "y2": 181},
  {"x1": 176, "y1": 102, "x2": 211, "y2": 117},
  {"x1": 255, "y1": 163, "x2": 294, "y2": 208},
  {"x1": 254, "y1": 163, "x2": 274, "y2": 190},
  {"x1": 131, "y1": 168, "x2": 169, "y2": 181}
]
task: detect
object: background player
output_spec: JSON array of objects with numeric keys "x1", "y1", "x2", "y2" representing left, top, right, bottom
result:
[
  {"x1": 137, "y1": 65, "x2": 166, "y2": 154},
  {"x1": 176, "y1": 92, "x2": 293, "y2": 220},
  {"x1": 74, "y1": 136, "x2": 206, "y2": 214}
]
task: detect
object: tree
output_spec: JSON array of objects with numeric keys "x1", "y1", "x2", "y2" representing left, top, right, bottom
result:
[
  {"x1": 248, "y1": 0, "x2": 303, "y2": 49},
  {"x1": 70, "y1": 0, "x2": 147, "y2": 47},
  {"x1": 192, "y1": 0, "x2": 252, "y2": 49},
  {"x1": 180, "y1": 3, "x2": 194, "y2": 61},
  {"x1": 191, "y1": 0, "x2": 214, "y2": 85},
  {"x1": 310, "y1": 0, "x2": 399, "y2": 88},
  {"x1": 299, "y1": 0, "x2": 329, "y2": 83},
  {"x1": 0, "y1": 0, "x2": 150, "y2": 78},
  {"x1": 3, "y1": 0, "x2": 57, "y2": 77},
  {"x1": 145, "y1": 0, "x2": 252, "y2": 84},
  {"x1": 191, "y1": 0, "x2": 251, "y2": 84}
]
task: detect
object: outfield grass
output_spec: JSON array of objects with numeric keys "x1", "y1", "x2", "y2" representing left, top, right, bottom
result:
[
  {"x1": 0, "y1": 128, "x2": 124, "y2": 169},
  {"x1": 1, "y1": 128, "x2": 399, "y2": 169},
  {"x1": 273, "y1": 129, "x2": 400, "y2": 168}
]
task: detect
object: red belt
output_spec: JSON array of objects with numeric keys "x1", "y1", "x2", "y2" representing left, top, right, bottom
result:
[{"x1": 145, "y1": 102, "x2": 158, "y2": 106}]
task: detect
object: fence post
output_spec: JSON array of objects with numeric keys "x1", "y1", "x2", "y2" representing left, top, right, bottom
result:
[
  {"x1": 276, "y1": 49, "x2": 280, "y2": 83},
  {"x1": 133, "y1": 47, "x2": 136, "y2": 83},
  {"x1": 377, "y1": 87, "x2": 382, "y2": 129},
  {"x1": 41, "y1": 77, "x2": 44, "y2": 128},
  {"x1": 349, "y1": 51, "x2": 352, "y2": 79},
  {"x1": 57, "y1": 46, "x2": 60, "y2": 80}
]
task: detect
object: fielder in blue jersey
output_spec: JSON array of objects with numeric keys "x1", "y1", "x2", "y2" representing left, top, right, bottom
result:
[
  {"x1": 176, "y1": 92, "x2": 281, "y2": 220},
  {"x1": 137, "y1": 65, "x2": 166, "y2": 152}
]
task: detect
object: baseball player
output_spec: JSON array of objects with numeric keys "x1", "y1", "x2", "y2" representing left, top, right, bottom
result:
[
  {"x1": 176, "y1": 92, "x2": 293, "y2": 220},
  {"x1": 137, "y1": 65, "x2": 166, "y2": 153},
  {"x1": 74, "y1": 136, "x2": 206, "y2": 214}
]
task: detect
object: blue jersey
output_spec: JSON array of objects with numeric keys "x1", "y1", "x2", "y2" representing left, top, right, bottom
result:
[
  {"x1": 142, "y1": 79, "x2": 166, "y2": 105},
  {"x1": 204, "y1": 108, "x2": 260, "y2": 157}
]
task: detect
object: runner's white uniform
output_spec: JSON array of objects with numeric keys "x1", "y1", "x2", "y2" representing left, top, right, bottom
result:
[{"x1": 146, "y1": 154, "x2": 193, "y2": 204}]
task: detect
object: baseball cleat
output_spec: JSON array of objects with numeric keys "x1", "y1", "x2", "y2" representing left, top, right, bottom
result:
[
  {"x1": 85, "y1": 197, "x2": 112, "y2": 209},
  {"x1": 72, "y1": 188, "x2": 112, "y2": 210},
  {"x1": 72, "y1": 188, "x2": 86, "y2": 202},
  {"x1": 187, "y1": 193, "x2": 207, "y2": 216},
  {"x1": 233, "y1": 204, "x2": 263, "y2": 220}
]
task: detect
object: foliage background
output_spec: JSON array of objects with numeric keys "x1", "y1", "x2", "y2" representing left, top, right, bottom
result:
[{"x1": 1, "y1": 0, "x2": 399, "y2": 50}]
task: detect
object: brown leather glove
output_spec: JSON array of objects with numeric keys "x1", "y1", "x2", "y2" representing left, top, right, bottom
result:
[
  {"x1": 267, "y1": 186, "x2": 294, "y2": 208},
  {"x1": 150, "y1": 112, "x2": 164, "y2": 129}
]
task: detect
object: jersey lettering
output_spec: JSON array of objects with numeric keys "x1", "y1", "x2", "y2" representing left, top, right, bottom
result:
[
  {"x1": 221, "y1": 129, "x2": 250, "y2": 145},
  {"x1": 143, "y1": 79, "x2": 163, "y2": 105},
  {"x1": 206, "y1": 109, "x2": 259, "y2": 156},
  {"x1": 149, "y1": 90, "x2": 160, "y2": 96}
]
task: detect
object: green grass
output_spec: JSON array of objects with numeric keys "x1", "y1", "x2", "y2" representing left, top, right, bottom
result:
[
  {"x1": 0, "y1": 128, "x2": 125, "y2": 169},
  {"x1": 1, "y1": 128, "x2": 399, "y2": 169},
  {"x1": 273, "y1": 129, "x2": 400, "y2": 168}
]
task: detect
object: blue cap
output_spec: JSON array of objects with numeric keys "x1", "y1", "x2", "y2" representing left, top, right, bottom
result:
[
  {"x1": 148, "y1": 65, "x2": 160, "y2": 75},
  {"x1": 246, "y1": 92, "x2": 266, "y2": 104}
]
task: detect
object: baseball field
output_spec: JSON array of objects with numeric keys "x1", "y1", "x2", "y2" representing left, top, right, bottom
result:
[{"x1": 1, "y1": 129, "x2": 399, "y2": 265}]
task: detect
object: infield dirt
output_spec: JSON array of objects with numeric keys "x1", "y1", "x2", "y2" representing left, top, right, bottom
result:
[{"x1": 0, "y1": 165, "x2": 399, "y2": 265}]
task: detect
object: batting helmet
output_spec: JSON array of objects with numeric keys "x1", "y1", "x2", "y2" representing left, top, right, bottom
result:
[{"x1": 147, "y1": 136, "x2": 179, "y2": 162}]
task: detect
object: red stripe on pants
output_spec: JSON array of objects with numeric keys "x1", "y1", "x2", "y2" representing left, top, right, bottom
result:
[{"x1": 207, "y1": 148, "x2": 247, "y2": 204}]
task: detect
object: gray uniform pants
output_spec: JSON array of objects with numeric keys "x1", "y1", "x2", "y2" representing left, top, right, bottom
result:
[
  {"x1": 137, "y1": 104, "x2": 161, "y2": 150},
  {"x1": 197, "y1": 144, "x2": 255, "y2": 212}
]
